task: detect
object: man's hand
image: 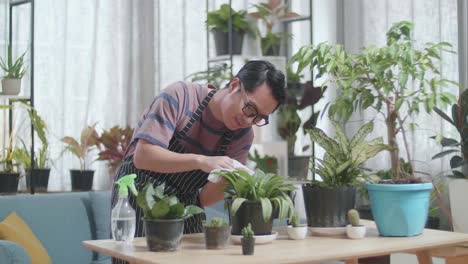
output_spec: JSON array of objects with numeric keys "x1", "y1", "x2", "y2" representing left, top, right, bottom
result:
[{"x1": 197, "y1": 156, "x2": 237, "y2": 173}]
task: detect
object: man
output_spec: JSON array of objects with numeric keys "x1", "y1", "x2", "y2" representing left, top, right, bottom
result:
[{"x1": 111, "y1": 60, "x2": 286, "y2": 236}]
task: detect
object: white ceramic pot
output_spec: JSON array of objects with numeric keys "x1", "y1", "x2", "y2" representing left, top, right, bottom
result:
[
  {"x1": 346, "y1": 224, "x2": 366, "y2": 239},
  {"x1": 1, "y1": 78, "x2": 21, "y2": 95},
  {"x1": 449, "y1": 178, "x2": 468, "y2": 233},
  {"x1": 286, "y1": 225, "x2": 308, "y2": 240}
]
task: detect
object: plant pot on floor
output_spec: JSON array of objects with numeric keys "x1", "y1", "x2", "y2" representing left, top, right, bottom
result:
[
  {"x1": 144, "y1": 218, "x2": 184, "y2": 252},
  {"x1": 213, "y1": 30, "x2": 244, "y2": 56},
  {"x1": 70, "y1": 169, "x2": 94, "y2": 191},
  {"x1": 287, "y1": 155, "x2": 310, "y2": 180},
  {"x1": 367, "y1": 182, "x2": 432, "y2": 237},
  {"x1": 241, "y1": 237, "x2": 255, "y2": 255},
  {"x1": 227, "y1": 200, "x2": 274, "y2": 235},
  {"x1": 302, "y1": 184, "x2": 356, "y2": 227},
  {"x1": 26, "y1": 168, "x2": 50, "y2": 192},
  {"x1": 1, "y1": 78, "x2": 21, "y2": 95},
  {"x1": 0, "y1": 172, "x2": 19, "y2": 194},
  {"x1": 204, "y1": 226, "x2": 231, "y2": 249}
]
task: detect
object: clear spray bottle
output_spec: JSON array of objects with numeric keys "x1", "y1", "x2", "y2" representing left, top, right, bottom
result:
[{"x1": 111, "y1": 174, "x2": 138, "y2": 243}]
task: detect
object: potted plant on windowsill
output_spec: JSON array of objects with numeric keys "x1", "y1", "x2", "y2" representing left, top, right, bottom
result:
[
  {"x1": 62, "y1": 124, "x2": 99, "y2": 191},
  {"x1": 136, "y1": 182, "x2": 204, "y2": 252},
  {"x1": 286, "y1": 211, "x2": 307, "y2": 240},
  {"x1": 203, "y1": 217, "x2": 231, "y2": 249},
  {"x1": 296, "y1": 21, "x2": 458, "y2": 236},
  {"x1": 207, "y1": 4, "x2": 252, "y2": 56},
  {"x1": 216, "y1": 169, "x2": 295, "y2": 236},
  {"x1": 0, "y1": 121, "x2": 20, "y2": 193},
  {"x1": 0, "y1": 44, "x2": 27, "y2": 95}
]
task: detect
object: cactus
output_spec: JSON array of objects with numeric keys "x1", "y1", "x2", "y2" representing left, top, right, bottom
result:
[
  {"x1": 241, "y1": 223, "x2": 254, "y2": 238},
  {"x1": 347, "y1": 209, "x2": 361, "y2": 226},
  {"x1": 205, "y1": 217, "x2": 228, "y2": 228},
  {"x1": 290, "y1": 212, "x2": 300, "y2": 227}
]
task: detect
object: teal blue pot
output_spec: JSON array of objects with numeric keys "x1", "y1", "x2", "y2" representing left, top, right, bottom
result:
[{"x1": 367, "y1": 182, "x2": 432, "y2": 237}]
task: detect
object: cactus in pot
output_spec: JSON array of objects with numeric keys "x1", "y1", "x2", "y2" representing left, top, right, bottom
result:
[
  {"x1": 287, "y1": 212, "x2": 308, "y2": 240},
  {"x1": 241, "y1": 223, "x2": 255, "y2": 255},
  {"x1": 346, "y1": 209, "x2": 366, "y2": 239}
]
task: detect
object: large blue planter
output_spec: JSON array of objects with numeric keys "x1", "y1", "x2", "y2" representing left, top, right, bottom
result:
[{"x1": 367, "y1": 183, "x2": 432, "y2": 237}]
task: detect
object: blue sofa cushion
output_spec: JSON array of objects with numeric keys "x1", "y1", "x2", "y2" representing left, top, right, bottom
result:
[
  {"x1": 0, "y1": 240, "x2": 31, "y2": 264},
  {"x1": 89, "y1": 191, "x2": 111, "y2": 262}
]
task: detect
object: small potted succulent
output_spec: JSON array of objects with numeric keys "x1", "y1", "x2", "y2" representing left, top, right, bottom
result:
[
  {"x1": 136, "y1": 182, "x2": 204, "y2": 252},
  {"x1": 0, "y1": 44, "x2": 27, "y2": 95},
  {"x1": 346, "y1": 209, "x2": 366, "y2": 239},
  {"x1": 241, "y1": 223, "x2": 255, "y2": 256},
  {"x1": 286, "y1": 212, "x2": 307, "y2": 240},
  {"x1": 203, "y1": 217, "x2": 231, "y2": 249}
]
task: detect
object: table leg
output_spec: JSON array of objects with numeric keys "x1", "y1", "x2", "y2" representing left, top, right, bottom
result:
[
  {"x1": 416, "y1": 251, "x2": 433, "y2": 264},
  {"x1": 344, "y1": 259, "x2": 359, "y2": 264}
]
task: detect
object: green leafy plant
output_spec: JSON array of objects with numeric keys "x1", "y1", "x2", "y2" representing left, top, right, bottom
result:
[
  {"x1": 185, "y1": 63, "x2": 231, "y2": 88},
  {"x1": 293, "y1": 21, "x2": 458, "y2": 181},
  {"x1": 431, "y1": 89, "x2": 468, "y2": 179},
  {"x1": 308, "y1": 119, "x2": 391, "y2": 187},
  {"x1": 248, "y1": 149, "x2": 278, "y2": 174},
  {"x1": 206, "y1": 4, "x2": 251, "y2": 34},
  {"x1": 216, "y1": 169, "x2": 295, "y2": 223},
  {"x1": 0, "y1": 44, "x2": 27, "y2": 79},
  {"x1": 204, "y1": 217, "x2": 229, "y2": 228},
  {"x1": 94, "y1": 125, "x2": 133, "y2": 171},
  {"x1": 241, "y1": 223, "x2": 254, "y2": 238},
  {"x1": 347, "y1": 209, "x2": 361, "y2": 226},
  {"x1": 136, "y1": 182, "x2": 204, "y2": 220},
  {"x1": 62, "y1": 124, "x2": 99, "y2": 170},
  {"x1": 289, "y1": 211, "x2": 303, "y2": 227}
]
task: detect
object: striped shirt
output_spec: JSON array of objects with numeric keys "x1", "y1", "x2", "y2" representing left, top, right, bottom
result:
[{"x1": 127, "y1": 81, "x2": 254, "y2": 163}]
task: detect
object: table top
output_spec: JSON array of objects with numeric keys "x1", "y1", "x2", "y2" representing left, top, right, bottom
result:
[{"x1": 83, "y1": 225, "x2": 468, "y2": 264}]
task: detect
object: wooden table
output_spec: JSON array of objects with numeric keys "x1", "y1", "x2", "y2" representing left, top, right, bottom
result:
[{"x1": 83, "y1": 225, "x2": 468, "y2": 264}]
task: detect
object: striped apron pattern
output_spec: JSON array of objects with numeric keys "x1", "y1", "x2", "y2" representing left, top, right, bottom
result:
[{"x1": 111, "y1": 89, "x2": 232, "y2": 263}]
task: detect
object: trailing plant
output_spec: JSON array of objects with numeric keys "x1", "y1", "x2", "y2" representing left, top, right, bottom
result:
[
  {"x1": 247, "y1": 149, "x2": 278, "y2": 174},
  {"x1": 308, "y1": 119, "x2": 391, "y2": 187},
  {"x1": 62, "y1": 124, "x2": 99, "y2": 171},
  {"x1": 241, "y1": 223, "x2": 254, "y2": 238},
  {"x1": 136, "y1": 182, "x2": 204, "y2": 220},
  {"x1": 204, "y1": 217, "x2": 229, "y2": 228},
  {"x1": 206, "y1": 4, "x2": 251, "y2": 34},
  {"x1": 0, "y1": 44, "x2": 27, "y2": 79},
  {"x1": 293, "y1": 21, "x2": 458, "y2": 181},
  {"x1": 94, "y1": 125, "x2": 133, "y2": 171},
  {"x1": 216, "y1": 169, "x2": 295, "y2": 223}
]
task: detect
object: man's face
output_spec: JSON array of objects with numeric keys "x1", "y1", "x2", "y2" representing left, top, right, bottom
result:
[{"x1": 222, "y1": 78, "x2": 278, "y2": 131}]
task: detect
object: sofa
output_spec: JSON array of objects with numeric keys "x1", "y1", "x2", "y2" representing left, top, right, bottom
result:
[
  {"x1": 0, "y1": 191, "x2": 229, "y2": 264},
  {"x1": 0, "y1": 191, "x2": 112, "y2": 264}
]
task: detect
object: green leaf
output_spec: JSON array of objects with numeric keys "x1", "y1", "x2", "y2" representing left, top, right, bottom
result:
[
  {"x1": 168, "y1": 203, "x2": 185, "y2": 218},
  {"x1": 151, "y1": 200, "x2": 170, "y2": 219},
  {"x1": 260, "y1": 197, "x2": 272, "y2": 223},
  {"x1": 432, "y1": 149, "x2": 460, "y2": 160},
  {"x1": 184, "y1": 205, "x2": 204, "y2": 219},
  {"x1": 230, "y1": 197, "x2": 247, "y2": 216}
]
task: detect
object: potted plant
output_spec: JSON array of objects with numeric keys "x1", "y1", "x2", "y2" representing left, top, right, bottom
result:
[
  {"x1": 0, "y1": 125, "x2": 20, "y2": 194},
  {"x1": 94, "y1": 125, "x2": 133, "y2": 178},
  {"x1": 346, "y1": 209, "x2": 366, "y2": 239},
  {"x1": 203, "y1": 217, "x2": 231, "y2": 249},
  {"x1": 217, "y1": 169, "x2": 295, "y2": 235},
  {"x1": 249, "y1": 0, "x2": 300, "y2": 56},
  {"x1": 185, "y1": 63, "x2": 231, "y2": 88},
  {"x1": 206, "y1": 4, "x2": 252, "y2": 56},
  {"x1": 0, "y1": 44, "x2": 27, "y2": 95},
  {"x1": 295, "y1": 21, "x2": 458, "y2": 236},
  {"x1": 286, "y1": 211, "x2": 307, "y2": 240},
  {"x1": 136, "y1": 182, "x2": 204, "y2": 252},
  {"x1": 303, "y1": 119, "x2": 389, "y2": 228},
  {"x1": 241, "y1": 223, "x2": 255, "y2": 256},
  {"x1": 62, "y1": 124, "x2": 99, "y2": 191},
  {"x1": 247, "y1": 149, "x2": 278, "y2": 174}
]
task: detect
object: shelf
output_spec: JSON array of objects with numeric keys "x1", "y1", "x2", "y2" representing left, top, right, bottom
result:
[
  {"x1": 0, "y1": 94, "x2": 30, "y2": 100},
  {"x1": 282, "y1": 15, "x2": 312, "y2": 24}
]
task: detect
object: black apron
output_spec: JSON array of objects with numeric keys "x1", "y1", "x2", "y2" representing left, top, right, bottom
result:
[{"x1": 111, "y1": 89, "x2": 232, "y2": 238}]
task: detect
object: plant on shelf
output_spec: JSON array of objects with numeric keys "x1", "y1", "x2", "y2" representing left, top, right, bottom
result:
[
  {"x1": 94, "y1": 125, "x2": 134, "y2": 177},
  {"x1": 206, "y1": 4, "x2": 252, "y2": 56},
  {"x1": 346, "y1": 209, "x2": 366, "y2": 239},
  {"x1": 247, "y1": 149, "x2": 278, "y2": 174},
  {"x1": 286, "y1": 211, "x2": 307, "y2": 240},
  {"x1": 249, "y1": 0, "x2": 300, "y2": 56},
  {"x1": 185, "y1": 63, "x2": 231, "y2": 88},
  {"x1": 203, "y1": 217, "x2": 231, "y2": 249},
  {"x1": 62, "y1": 124, "x2": 99, "y2": 191},
  {"x1": 216, "y1": 169, "x2": 295, "y2": 235},
  {"x1": 136, "y1": 182, "x2": 204, "y2": 252},
  {"x1": 241, "y1": 223, "x2": 255, "y2": 255},
  {"x1": 0, "y1": 105, "x2": 20, "y2": 193},
  {"x1": 0, "y1": 44, "x2": 27, "y2": 95},
  {"x1": 293, "y1": 21, "x2": 458, "y2": 236}
]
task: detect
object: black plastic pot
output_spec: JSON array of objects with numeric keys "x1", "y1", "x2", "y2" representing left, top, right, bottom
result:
[
  {"x1": 0, "y1": 172, "x2": 19, "y2": 194},
  {"x1": 425, "y1": 216, "x2": 440, "y2": 230},
  {"x1": 287, "y1": 156, "x2": 310, "y2": 180},
  {"x1": 227, "y1": 200, "x2": 274, "y2": 235},
  {"x1": 26, "y1": 168, "x2": 50, "y2": 192},
  {"x1": 302, "y1": 184, "x2": 356, "y2": 227},
  {"x1": 203, "y1": 226, "x2": 231, "y2": 249},
  {"x1": 241, "y1": 237, "x2": 255, "y2": 255},
  {"x1": 70, "y1": 170, "x2": 94, "y2": 191},
  {"x1": 213, "y1": 30, "x2": 244, "y2": 56},
  {"x1": 144, "y1": 218, "x2": 184, "y2": 252}
]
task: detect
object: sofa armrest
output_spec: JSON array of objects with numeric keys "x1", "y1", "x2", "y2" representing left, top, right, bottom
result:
[{"x1": 0, "y1": 240, "x2": 31, "y2": 264}]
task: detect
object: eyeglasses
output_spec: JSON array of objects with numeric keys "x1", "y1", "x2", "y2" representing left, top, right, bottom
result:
[{"x1": 239, "y1": 83, "x2": 269, "y2": 127}]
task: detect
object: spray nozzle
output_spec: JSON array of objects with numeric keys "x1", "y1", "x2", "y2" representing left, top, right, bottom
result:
[{"x1": 115, "y1": 174, "x2": 138, "y2": 197}]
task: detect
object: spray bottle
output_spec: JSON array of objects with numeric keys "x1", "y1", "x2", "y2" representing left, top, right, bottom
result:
[{"x1": 111, "y1": 174, "x2": 138, "y2": 243}]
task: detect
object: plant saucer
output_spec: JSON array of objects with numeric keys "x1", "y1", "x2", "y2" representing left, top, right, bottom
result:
[{"x1": 230, "y1": 231, "x2": 278, "y2": 245}]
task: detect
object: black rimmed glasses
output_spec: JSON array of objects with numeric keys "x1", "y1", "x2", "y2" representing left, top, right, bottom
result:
[{"x1": 239, "y1": 83, "x2": 269, "y2": 127}]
